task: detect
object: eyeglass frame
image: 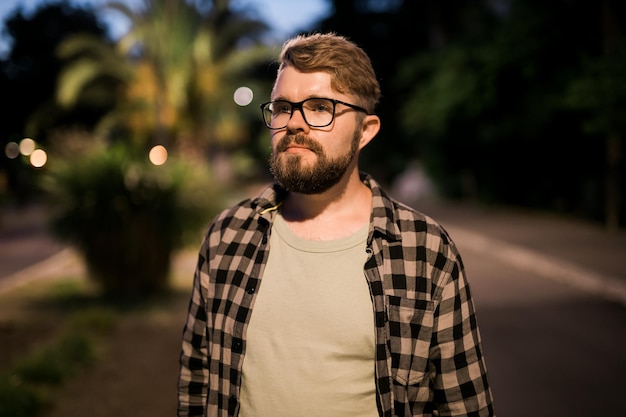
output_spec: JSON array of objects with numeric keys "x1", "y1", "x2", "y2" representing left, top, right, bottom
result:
[{"x1": 259, "y1": 97, "x2": 372, "y2": 130}]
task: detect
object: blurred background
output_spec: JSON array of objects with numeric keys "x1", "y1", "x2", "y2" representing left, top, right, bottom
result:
[
  {"x1": 0, "y1": 1, "x2": 625, "y2": 416},
  {"x1": 1, "y1": 0, "x2": 625, "y2": 232}
]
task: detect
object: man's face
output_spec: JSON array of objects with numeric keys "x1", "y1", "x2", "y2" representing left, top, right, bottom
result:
[{"x1": 268, "y1": 67, "x2": 362, "y2": 194}]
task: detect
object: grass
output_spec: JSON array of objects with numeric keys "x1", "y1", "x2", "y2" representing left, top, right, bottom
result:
[
  {"x1": 0, "y1": 276, "x2": 120, "y2": 417},
  {"x1": 0, "y1": 244, "x2": 196, "y2": 417},
  {"x1": 0, "y1": 261, "x2": 194, "y2": 417}
]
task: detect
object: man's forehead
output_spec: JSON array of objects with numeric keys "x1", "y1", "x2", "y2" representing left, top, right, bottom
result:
[{"x1": 272, "y1": 67, "x2": 336, "y2": 100}]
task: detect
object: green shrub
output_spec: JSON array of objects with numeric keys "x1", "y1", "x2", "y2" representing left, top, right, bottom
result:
[
  {"x1": 44, "y1": 144, "x2": 223, "y2": 297},
  {"x1": 1, "y1": 332, "x2": 94, "y2": 417},
  {"x1": 0, "y1": 375, "x2": 40, "y2": 417},
  {"x1": 0, "y1": 305, "x2": 119, "y2": 417},
  {"x1": 13, "y1": 332, "x2": 94, "y2": 385},
  {"x1": 68, "y1": 306, "x2": 118, "y2": 334}
]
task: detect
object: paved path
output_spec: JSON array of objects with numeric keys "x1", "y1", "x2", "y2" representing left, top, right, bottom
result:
[
  {"x1": 412, "y1": 199, "x2": 626, "y2": 306},
  {"x1": 0, "y1": 204, "x2": 67, "y2": 280}
]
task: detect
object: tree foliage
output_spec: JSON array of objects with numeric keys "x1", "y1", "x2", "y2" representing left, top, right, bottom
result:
[
  {"x1": 56, "y1": 0, "x2": 276, "y2": 161},
  {"x1": 0, "y1": 1, "x2": 113, "y2": 140},
  {"x1": 0, "y1": 1, "x2": 115, "y2": 202},
  {"x1": 316, "y1": 0, "x2": 626, "y2": 227}
]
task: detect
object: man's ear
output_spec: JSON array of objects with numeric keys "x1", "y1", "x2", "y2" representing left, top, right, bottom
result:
[{"x1": 358, "y1": 115, "x2": 381, "y2": 150}]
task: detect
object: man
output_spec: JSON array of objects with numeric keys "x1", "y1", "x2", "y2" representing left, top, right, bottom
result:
[{"x1": 178, "y1": 32, "x2": 495, "y2": 416}]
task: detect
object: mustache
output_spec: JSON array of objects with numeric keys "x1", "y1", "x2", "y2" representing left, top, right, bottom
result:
[{"x1": 276, "y1": 134, "x2": 323, "y2": 154}]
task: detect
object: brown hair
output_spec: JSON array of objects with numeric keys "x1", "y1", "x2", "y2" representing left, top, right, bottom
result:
[{"x1": 275, "y1": 32, "x2": 381, "y2": 113}]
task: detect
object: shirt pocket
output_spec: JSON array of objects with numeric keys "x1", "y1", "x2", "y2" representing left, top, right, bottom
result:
[{"x1": 386, "y1": 295, "x2": 434, "y2": 386}]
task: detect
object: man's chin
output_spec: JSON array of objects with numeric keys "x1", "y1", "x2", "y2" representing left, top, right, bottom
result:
[
  {"x1": 279, "y1": 154, "x2": 319, "y2": 172},
  {"x1": 281, "y1": 151, "x2": 317, "y2": 164}
]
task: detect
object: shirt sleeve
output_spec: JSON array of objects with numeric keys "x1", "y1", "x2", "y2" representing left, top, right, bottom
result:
[
  {"x1": 429, "y1": 252, "x2": 495, "y2": 416},
  {"x1": 177, "y1": 250, "x2": 210, "y2": 417}
]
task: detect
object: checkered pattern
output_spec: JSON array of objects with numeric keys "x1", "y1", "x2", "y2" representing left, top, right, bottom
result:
[{"x1": 177, "y1": 173, "x2": 495, "y2": 416}]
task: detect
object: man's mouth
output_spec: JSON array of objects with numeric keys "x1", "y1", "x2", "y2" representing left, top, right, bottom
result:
[
  {"x1": 277, "y1": 134, "x2": 322, "y2": 154},
  {"x1": 284, "y1": 144, "x2": 312, "y2": 152}
]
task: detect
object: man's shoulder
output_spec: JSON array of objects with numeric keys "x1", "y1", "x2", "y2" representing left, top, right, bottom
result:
[
  {"x1": 389, "y1": 198, "x2": 449, "y2": 234},
  {"x1": 373, "y1": 187, "x2": 456, "y2": 250},
  {"x1": 208, "y1": 183, "x2": 282, "y2": 230},
  {"x1": 214, "y1": 198, "x2": 256, "y2": 222},
  {"x1": 366, "y1": 174, "x2": 443, "y2": 237}
]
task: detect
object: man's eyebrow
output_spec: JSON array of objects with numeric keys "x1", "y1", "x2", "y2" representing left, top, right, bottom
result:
[{"x1": 270, "y1": 95, "x2": 329, "y2": 101}]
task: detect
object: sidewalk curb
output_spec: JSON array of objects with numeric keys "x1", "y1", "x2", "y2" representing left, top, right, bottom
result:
[
  {"x1": 0, "y1": 248, "x2": 82, "y2": 295},
  {"x1": 449, "y1": 226, "x2": 626, "y2": 307}
]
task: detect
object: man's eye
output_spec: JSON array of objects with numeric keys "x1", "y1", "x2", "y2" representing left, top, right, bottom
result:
[
  {"x1": 272, "y1": 103, "x2": 291, "y2": 114},
  {"x1": 307, "y1": 100, "x2": 333, "y2": 113},
  {"x1": 315, "y1": 104, "x2": 332, "y2": 113}
]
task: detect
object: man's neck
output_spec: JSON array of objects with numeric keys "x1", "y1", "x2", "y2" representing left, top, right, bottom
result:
[{"x1": 280, "y1": 171, "x2": 372, "y2": 240}]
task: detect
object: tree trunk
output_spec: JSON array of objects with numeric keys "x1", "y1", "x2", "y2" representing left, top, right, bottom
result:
[{"x1": 602, "y1": 0, "x2": 622, "y2": 231}]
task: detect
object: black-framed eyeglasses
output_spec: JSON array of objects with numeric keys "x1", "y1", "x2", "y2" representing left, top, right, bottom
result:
[{"x1": 260, "y1": 98, "x2": 371, "y2": 130}]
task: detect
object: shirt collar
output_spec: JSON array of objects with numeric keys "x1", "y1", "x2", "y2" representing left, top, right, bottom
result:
[
  {"x1": 251, "y1": 172, "x2": 402, "y2": 242},
  {"x1": 360, "y1": 172, "x2": 402, "y2": 243}
]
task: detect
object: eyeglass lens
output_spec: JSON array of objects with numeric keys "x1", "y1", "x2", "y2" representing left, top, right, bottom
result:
[{"x1": 263, "y1": 98, "x2": 335, "y2": 129}]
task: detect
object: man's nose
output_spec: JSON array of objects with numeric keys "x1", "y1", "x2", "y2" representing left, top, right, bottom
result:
[{"x1": 286, "y1": 106, "x2": 309, "y2": 131}]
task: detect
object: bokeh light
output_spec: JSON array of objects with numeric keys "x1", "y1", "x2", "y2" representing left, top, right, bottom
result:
[
  {"x1": 149, "y1": 145, "x2": 168, "y2": 166},
  {"x1": 234, "y1": 86, "x2": 253, "y2": 106},
  {"x1": 19, "y1": 138, "x2": 36, "y2": 156},
  {"x1": 5, "y1": 142, "x2": 19, "y2": 159},
  {"x1": 30, "y1": 148, "x2": 47, "y2": 167}
]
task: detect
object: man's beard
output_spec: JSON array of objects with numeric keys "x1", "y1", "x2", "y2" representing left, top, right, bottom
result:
[{"x1": 269, "y1": 130, "x2": 360, "y2": 195}]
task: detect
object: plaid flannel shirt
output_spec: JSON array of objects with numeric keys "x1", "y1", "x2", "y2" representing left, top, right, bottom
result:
[{"x1": 178, "y1": 173, "x2": 495, "y2": 417}]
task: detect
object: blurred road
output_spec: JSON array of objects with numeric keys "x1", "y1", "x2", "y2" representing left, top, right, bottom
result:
[
  {"x1": 0, "y1": 204, "x2": 79, "y2": 293},
  {"x1": 1, "y1": 198, "x2": 626, "y2": 417}
]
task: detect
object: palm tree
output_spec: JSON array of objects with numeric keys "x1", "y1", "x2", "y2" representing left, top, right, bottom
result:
[{"x1": 57, "y1": 0, "x2": 275, "y2": 159}]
